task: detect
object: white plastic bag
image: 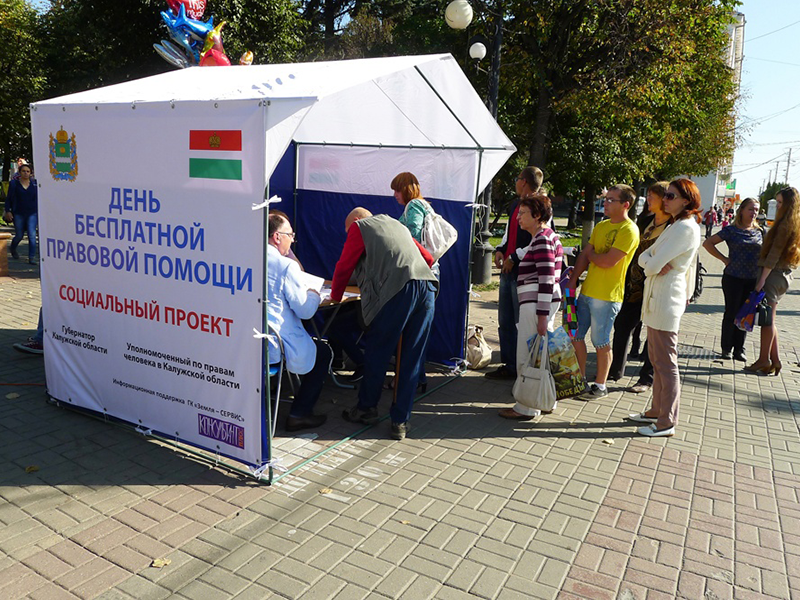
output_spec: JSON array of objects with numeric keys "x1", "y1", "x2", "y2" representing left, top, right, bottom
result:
[
  {"x1": 420, "y1": 200, "x2": 458, "y2": 260},
  {"x1": 466, "y1": 325, "x2": 492, "y2": 369}
]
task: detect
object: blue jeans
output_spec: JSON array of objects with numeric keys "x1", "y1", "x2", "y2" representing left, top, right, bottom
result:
[
  {"x1": 35, "y1": 308, "x2": 43, "y2": 343},
  {"x1": 498, "y1": 273, "x2": 520, "y2": 373},
  {"x1": 357, "y1": 280, "x2": 435, "y2": 425},
  {"x1": 11, "y1": 213, "x2": 38, "y2": 259},
  {"x1": 576, "y1": 294, "x2": 621, "y2": 348}
]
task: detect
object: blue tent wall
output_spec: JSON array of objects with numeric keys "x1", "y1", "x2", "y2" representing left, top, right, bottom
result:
[{"x1": 268, "y1": 144, "x2": 472, "y2": 365}]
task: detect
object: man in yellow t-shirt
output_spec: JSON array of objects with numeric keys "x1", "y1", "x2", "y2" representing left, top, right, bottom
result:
[{"x1": 568, "y1": 185, "x2": 640, "y2": 400}]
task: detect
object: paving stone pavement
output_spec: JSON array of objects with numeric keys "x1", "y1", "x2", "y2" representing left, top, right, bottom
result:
[{"x1": 1, "y1": 232, "x2": 800, "y2": 600}]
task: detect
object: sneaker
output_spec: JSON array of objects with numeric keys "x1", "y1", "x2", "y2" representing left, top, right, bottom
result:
[
  {"x1": 578, "y1": 383, "x2": 608, "y2": 401},
  {"x1": 13, "y1": 340, "x2": 44, "y2": 355},
  {"x1": 627, "y1": 413, "x2": 657, "y2": 424},
  {"x1": 28, "y1": 257, "x2": 38, "y2": 265},
  {"x1": 11, "y1": 250, "x2": 19, "y2": 260},
  {"x1": 637, "y1": 424, "x2": 675, "y2": 437},
  {"x1": 733, "y1": 351, "x2": 747, "y2": 362},
  {"x1": 342, "y1": 405, "x2": 379, "y2": 425},
  {"x1": 390, "y1": 422, "x2": 411, "y2": 440},
  {"x1": 720, "y1": 351, "x2": 732, "y2": 359},
  {"x1": 484, "y1": 366, "x2": 516, "y2": 380}
]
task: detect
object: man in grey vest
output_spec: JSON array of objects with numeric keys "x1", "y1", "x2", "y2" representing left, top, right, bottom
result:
[{"x1": 330, "y1": 208, "x2": 438, "y2": 440}]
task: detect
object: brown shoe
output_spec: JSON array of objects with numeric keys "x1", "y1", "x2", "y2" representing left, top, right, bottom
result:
[
  {"x1": 499, "y1": 408, "x2": 535, "y2": 421},
  {"x1": 485, "y1": 366, "x2": 516, "y2": 380}
]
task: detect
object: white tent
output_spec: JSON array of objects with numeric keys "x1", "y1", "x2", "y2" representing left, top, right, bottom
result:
[{"x1": 31, "y1": 54, "x2": 515, "y2": 474}]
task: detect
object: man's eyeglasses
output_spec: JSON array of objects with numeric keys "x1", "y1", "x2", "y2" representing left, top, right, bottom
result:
[
  {"x1": 277, "y1": 231, "x2": 296, "y2": 240},
  {"x1": 604, "y1": 196, "x2": 620, "y2": 203}
]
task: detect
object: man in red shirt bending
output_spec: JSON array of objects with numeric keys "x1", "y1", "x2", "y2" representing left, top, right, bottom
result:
[{"x1": 331, "y1": 208, "x2": 438, "y2": 440}]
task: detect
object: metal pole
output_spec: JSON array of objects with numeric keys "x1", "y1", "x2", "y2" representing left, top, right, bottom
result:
[
  {"x1": 786, "y1": 148, "x2": 793, "y2": 182},
  {"x1": 471, "y1": 12, "x2": 504, "y2": 285}
]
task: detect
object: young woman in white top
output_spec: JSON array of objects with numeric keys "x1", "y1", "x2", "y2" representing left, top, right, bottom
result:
[{"x1": 628, "y1": 179, "x2": 702, "y2": 437}]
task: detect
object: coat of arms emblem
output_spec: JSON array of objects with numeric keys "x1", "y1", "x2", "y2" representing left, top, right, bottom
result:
[{"x1": 49, "y1": 127, "x2": 78, "y2": 181}]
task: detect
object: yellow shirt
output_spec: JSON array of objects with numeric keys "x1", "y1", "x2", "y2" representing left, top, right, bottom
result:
[{"x1": 581, "y1": 218, "x2": 640, "y2": 303}]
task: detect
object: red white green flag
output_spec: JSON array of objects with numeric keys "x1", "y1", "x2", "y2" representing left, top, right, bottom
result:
[{"x1": 189, "y1": 130, "x2": 242, "y2": 180}]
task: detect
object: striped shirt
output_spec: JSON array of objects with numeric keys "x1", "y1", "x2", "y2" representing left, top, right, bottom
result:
[{"x1": 517, "y1": 228, "x2": 564, "y2": 315}]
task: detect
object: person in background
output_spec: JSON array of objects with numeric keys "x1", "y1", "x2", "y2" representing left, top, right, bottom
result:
[
  {"x1": 609, "y1": 181, "x2": 671, "y2": 383},
  {"x1": 393, "y1": 171, "x2": 434, "y2": 389},
  {"x1": 393, "y1": 172, "x2": 437, "y2": 274},
  {"x1": 486, "y1": 166, "x2": 544, "y2": 380},
  {"x1": 332, "y1": 208, "x2": 437, "y2": 440},
  {"x1": 628, "y1": 179, "x2": 702, "y2": 437},
  {"x1": 568, "y1": 184, "x2": 640, "y2": 400},
  {"x1": 703, "y1": 205, "x2": 718, "y2": 239},
  {"x1": 267, "y1": 213, "x2": 329, "y2": 432},
  {"x1": 4, "y1": 163, "x2": 38, "y2": 264},
  {"x1": 499, "y1": 194, "x2": 563, "y2": 420},
  {"x1": 13, "y1": 308, "x2": 44, "y2": 355},
  {"x1": 703, "y1": 197, "x2": 762, "y2": 362},
  {"x1": 745, "y1": 187, "x2": 800, "y2": 376}
]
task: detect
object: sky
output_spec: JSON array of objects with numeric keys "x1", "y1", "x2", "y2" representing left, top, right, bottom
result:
[{"x1": 731, "y1": 0, "x2": 800, "y2": 197}]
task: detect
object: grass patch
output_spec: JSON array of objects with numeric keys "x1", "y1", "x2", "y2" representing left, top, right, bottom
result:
[{"x1": 473, "y1": 281, "x2": 499, "y2": 292}]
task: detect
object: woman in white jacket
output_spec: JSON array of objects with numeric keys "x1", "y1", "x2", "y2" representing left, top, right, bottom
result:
[{"x1": 628, "y1": 179, "x2": 702, "y2": 437}]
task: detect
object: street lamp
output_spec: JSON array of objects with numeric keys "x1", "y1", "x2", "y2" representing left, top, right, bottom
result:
[{"x1": 445, "y1": 0, "x2": 474, "y2": 29}]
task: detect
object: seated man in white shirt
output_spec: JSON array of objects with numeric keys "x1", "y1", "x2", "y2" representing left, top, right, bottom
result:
[{"x1": 267, "y1": 213, "x2": 330, "y2": 432}]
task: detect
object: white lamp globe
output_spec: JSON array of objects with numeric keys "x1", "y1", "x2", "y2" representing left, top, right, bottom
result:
[
  {"x1": 469, "y1": 42, "x2": 487, "y2": 60},
  {"x1": 445, "y1": 0, "x2": 473, "y2": 30}
]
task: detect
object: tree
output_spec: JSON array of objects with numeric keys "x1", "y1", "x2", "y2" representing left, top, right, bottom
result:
[
  {"x1": 498, "y1": 0, "x2": 739, "y2": 239},
  {"x1": 0, "y1": 0, "x2": 46, "y2": 180},
  {"x1": 760, "y1": 182, "x2": 788, "y2": 204}
]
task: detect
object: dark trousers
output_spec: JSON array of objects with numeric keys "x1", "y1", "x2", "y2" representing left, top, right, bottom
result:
[
  {"x1": 720, "y1": 274, "x2": 756, "y2": 354},
  {"x1": 323, "y1": 303, "x2": 365, "y2": 367},
  {"x1": 289, "y1": 339, "x2": 333, "y2": 418},
  {"x1": 609, "y1": 300, "x2": 642, "y2": 380},
  {"x1": 637, "y1": 340, "x2": 654, "y2": 386},
  {"x1": 358, "y1": 280, "x2": 435, "y2": 425},
  {"x1": 498, "y1": 272, "x2": 520, "y2": 373}
]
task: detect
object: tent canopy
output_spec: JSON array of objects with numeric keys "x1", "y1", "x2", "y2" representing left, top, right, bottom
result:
[
  {"x1": 36, "y1": 54, "x2": 515, "y2": 193},
  {"x1": 31, "y1": 54, "x2": 517, "y2": 470}
]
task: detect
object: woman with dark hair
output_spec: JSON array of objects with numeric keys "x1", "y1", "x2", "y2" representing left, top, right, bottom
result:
[
  {"x1": 4, "y1": 163, "x2": 38, "y2": 264},
  {"x1": 628, "y1": 179, "x2": 702, "y2": 437},
  {"x1": 745, "y1": 186, "x2": 800, "y2": 375},
  {"x1": 609, "y1": 181, "x2": 670, "y2": 382},
  {"x1": 703, "y1": 197, "x2": 762, "y2": 362},
  {"x1": 487, "y1": 166, "x2": 544, "y2": 380},
  {"x1": 499, "y1": 193, "x2": 563, "y2": 420}
]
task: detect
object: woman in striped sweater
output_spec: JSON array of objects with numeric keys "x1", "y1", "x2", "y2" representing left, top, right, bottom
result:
[{"x1": 500, "y1": 194, "x2": 564, "y2": 420}]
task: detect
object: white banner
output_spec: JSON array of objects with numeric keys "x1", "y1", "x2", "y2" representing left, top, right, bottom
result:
[
  {"x1": 297, "y1": 145, "x2": 478, "y2": 202},
  {"x1": 32, "y1": 100, "x2": 268, "y2": 466}
]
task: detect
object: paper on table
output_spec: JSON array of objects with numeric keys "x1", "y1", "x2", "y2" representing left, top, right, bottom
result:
[
  {"x1": 300, "y1": 272, "x2": 325, "y2": 293},
  {"x1": 320, "y1": 283, "x2": 359, "y2": 302}
]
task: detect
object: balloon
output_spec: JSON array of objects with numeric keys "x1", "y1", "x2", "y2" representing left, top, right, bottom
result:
[
  {"x1": 166, "y1": 0, "x2": 206, "y2": 20},
  {"x1": 161, "y1": 3, "x2": 214, "y2": 42},
  {"x1": 154, "y1": 41, "x2": 189, "y2": 68},
  {"x1": 201, "y1": 21, "x2": 226, "y2": 55},
  {"x1": 239, "y1": 50, "x2": 254, "y2": 66},
  {"x1": 200, "y1": 48, "x2": 231, "y2": 67}
]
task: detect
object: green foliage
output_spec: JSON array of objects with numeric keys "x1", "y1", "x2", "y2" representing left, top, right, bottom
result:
[
  {"x1": 760, "y1": 182, "x2": 788, "y2": 204},
  {"x1": 502, "y1": 0, "x2": 741, "y2": 199},
  {"x1": 0, "y1": 0, "x2": 46, "y2": 174}
]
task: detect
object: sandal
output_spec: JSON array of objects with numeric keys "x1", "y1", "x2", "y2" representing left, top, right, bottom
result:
[{"x1": 499, "y1": 408, "x2": 537, "y2": 421}]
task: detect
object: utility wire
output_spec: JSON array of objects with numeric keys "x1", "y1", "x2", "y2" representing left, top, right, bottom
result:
[
  {"x1": 747, "y1": 56, "x2": 800, "y2": 68},
  {"x1": 745, "y1": 18, "x2": 800, "y2": 42},
  {"x1": 730, "y1": 152, "x2": 786, "y2": 175}
]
